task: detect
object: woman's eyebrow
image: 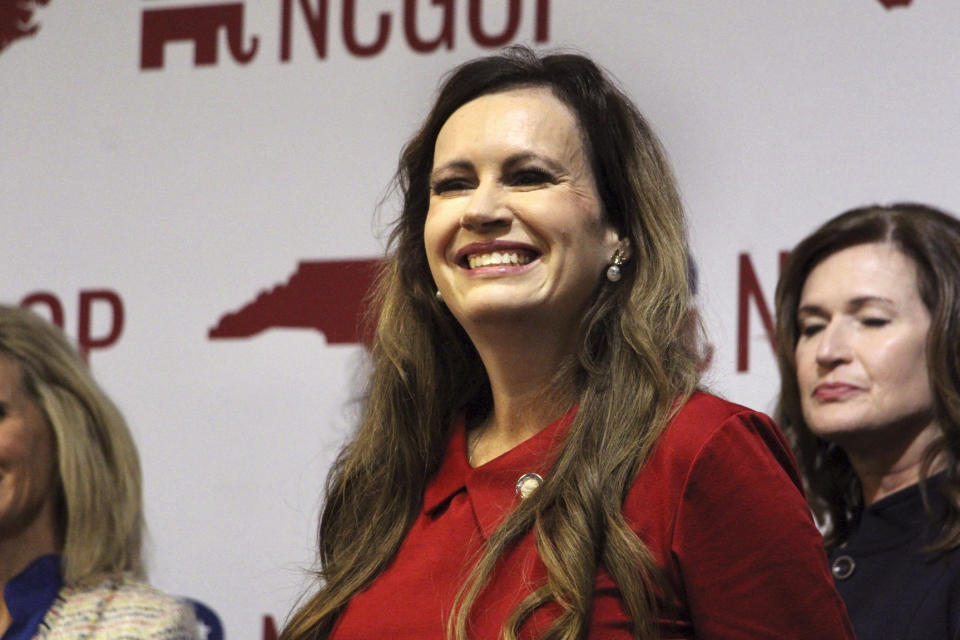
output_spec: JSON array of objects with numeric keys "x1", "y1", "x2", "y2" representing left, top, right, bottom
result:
[
  {"x1": 429, "y1": 160, "x2": 474, "y2": 180},
  {"x1": 501, "y1": 152, "x2": 564, "y2": 173},
  {"x1": 796, "y1": 304, "x2": 828, "y2": 318},
  {"x1": 846, "y1": 296, "x2": 896, "y2": 312},
  {"x1": 798, "y1": 296, "x2": 897, "y2": 318}
]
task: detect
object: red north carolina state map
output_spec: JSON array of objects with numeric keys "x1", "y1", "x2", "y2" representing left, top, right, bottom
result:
[{"x1": 209, "y1": 259, "x2": 380, "y2": 344}]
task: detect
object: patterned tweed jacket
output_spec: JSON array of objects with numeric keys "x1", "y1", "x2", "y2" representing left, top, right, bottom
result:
[{"x1": 36, "y1": 577, "x2": 198, "y2": 640}]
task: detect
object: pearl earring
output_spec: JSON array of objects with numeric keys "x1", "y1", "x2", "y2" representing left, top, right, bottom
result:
[
  {"x1": 435, "y1": 289, "x2": 443, "y2": 302},
  {"x1": 606, "y1": 248, "x2": 627, "y2": 282}
]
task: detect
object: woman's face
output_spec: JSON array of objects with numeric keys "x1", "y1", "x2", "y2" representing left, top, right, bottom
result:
[
  {"x1": 794, "y1": 242, "x2": 935, "y2": 448},
  {"x1": 0, "y1": 355, "x2": 59, "y2": 543},
  {"x1": 424, "y1": 87, "x2": 619, "y2": 338}
]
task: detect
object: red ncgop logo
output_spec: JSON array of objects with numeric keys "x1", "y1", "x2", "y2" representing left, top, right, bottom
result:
[{"x1": 139, "y1": 0, "x2": 552, "y2": 70}]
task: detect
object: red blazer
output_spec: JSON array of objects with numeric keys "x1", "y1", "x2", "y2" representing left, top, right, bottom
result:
[{"x1": 332, "y1": 392, "x2": 854, "y2": 639}]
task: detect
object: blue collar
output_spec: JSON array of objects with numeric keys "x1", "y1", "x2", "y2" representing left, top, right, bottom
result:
[{"x1": 3, "y1": 554, "x2": 62, "y2": 640}]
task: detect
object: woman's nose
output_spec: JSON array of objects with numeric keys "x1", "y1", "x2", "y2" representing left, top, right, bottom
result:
[
  {"x1": 459, "y1": 182, "x2": 511, "y2": 232},
  {"x1": 815, "y1": 321, "x2": 853, "y2": 368}
]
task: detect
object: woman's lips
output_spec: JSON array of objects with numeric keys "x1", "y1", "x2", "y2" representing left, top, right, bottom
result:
[
  {"x1": 454, "y1": 241, "x2": 540, "y2": 270},
  {"x1": 813, "y1": 382, "x2": 864, "y2": 401},
  {"x1": 466, "y1": 250, "x2": 533, "y2": 269}
]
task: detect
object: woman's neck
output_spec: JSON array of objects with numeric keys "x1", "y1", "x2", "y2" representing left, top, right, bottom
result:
[
  {"x1": 846, "y1": 420, "x2": 945, "y2": 506},
  {"x1": 465, "y1": 319, "x2": 579, "y2": 466},
  {"x1": 0, "y1": 499, "x2": 60, "y2": 586}
]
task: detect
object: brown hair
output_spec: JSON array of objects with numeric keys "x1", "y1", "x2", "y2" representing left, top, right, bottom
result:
[
  {"x1": 0, "y1": 304, "x2": 144, "y2": 583},
  {"x1": 774, "y1": 202, "x2": 960, "y2": 553},
  {"x1": 283, "y1": 46, "x2": 701, "y2": 640}
]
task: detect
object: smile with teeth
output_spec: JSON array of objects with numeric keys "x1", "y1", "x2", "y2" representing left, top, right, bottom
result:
[{"x1": 466, "y1": 251, "x2": 534, "y2": 269}]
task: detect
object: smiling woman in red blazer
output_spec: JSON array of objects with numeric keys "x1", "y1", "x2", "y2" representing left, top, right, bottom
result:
[
  {"x1": 775, "y1": 203, "x2": 960, "y2": 640},
  {"x1": 282, "y1": 47, "x2": 854, "y2": 640}
]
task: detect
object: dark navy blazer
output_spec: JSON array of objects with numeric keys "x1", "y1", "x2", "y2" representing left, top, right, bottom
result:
[{"x1": 830, "y1": 477, "x2": 960, "y2": 640}]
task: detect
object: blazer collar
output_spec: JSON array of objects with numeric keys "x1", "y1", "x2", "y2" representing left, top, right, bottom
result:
[{"x1": 423, "y1": 406, "x2": 576, "y2": 539}]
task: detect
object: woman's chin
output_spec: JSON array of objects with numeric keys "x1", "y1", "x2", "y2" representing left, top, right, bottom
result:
[
  {"x1": 448, "y1": 285, "x2": 541, "y2": 315},
  {"x1": 452, "y1": 301, "x2": 541, "y2": 327}
]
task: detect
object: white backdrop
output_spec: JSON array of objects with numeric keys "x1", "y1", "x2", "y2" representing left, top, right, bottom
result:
[{"x1": 2, "y1": 1, "x2": 959, "y2": 637}]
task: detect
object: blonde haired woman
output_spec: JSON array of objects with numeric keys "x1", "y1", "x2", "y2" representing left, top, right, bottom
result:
[{"x1": 0, "y1": 304, "x2": 197, "y2": 639}]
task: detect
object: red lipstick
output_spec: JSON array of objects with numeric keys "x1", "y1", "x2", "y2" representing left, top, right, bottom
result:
[{"x1": 813, "y1": 383, "x2": 863, "y2": 401}]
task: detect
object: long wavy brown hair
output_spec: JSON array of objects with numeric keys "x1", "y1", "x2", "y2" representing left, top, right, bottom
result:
[
  {"x1": 282, "y1": 46, "x2": 701, "y2": 640},
  {"x1": 774, "y1": 203, "x2": 960, "y2": 553}
]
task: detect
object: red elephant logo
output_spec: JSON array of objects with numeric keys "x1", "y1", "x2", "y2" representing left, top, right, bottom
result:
[
  {"x1": 140, "y1": 2, "x2": 258, "y2": 69},
  {"x1": 0, "y1": 0, "x2": 51, "y2": 55}
]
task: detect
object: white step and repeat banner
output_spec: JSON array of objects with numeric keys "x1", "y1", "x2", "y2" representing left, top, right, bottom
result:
[{"x1": 3, "y1": 1, "x2": 958, "y2": 637}]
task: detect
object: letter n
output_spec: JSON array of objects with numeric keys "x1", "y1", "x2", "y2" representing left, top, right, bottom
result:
[
  {"x1": 280, "y1": 0, "x2": 328, "y2": 61},
  {"x1": 737, "y1": 252, "x2": 776, "y2": 372},
  {"x1": 263, "y1": 615, "x2": 278, "y2": 640}
]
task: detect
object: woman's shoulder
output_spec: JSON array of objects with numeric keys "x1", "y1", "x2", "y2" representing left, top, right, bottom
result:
[
  {"x1": 656, "y1": 390, "x2": 785, "y2": 460},
  {"x1": 626, "y1": 390, "x2": 800, "y2": 513},
  {"x1": 623, "y1": 400, "x2": 848, "y2": 638},
  {"x1": 623, "y1": 391, "x2": 826, "y2": 612},
  {"x1": 674, "y1": 389, "x2": 768, "y2": 422},
  {"x1": 42, "y1": 575, "x2": 198, "y2": 639}
]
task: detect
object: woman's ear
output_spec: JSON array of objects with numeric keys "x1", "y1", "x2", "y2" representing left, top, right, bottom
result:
[{"x1": 601, "y1": 226, "x2": 627, "y2": 259}]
